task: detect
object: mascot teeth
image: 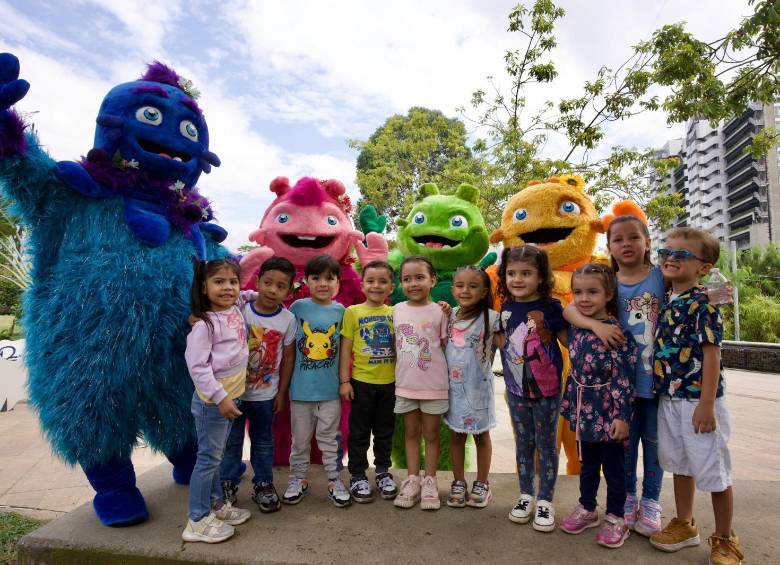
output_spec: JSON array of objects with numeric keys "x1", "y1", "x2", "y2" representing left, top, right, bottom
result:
[{"x1": 173, "y1": 156, "x2": 182, "y2": 162}]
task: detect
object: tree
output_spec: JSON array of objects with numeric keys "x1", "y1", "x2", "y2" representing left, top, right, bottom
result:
[{"x1": 349, "y1": 107, "x2": 485, "y2": 227}]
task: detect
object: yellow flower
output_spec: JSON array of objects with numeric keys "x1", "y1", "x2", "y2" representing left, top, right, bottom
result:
[{"x1": 558, "y1": 174, "x2": 585, "y2": 191}]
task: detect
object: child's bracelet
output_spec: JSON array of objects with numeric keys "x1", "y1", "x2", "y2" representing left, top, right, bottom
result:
[{"x1": 340, "y1": 380, "x2": 350, "y2": 385}]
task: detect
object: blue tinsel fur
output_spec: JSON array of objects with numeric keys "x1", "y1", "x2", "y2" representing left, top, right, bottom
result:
[{"x1": 0, "y1": 133, "x2": 225, "y2": 470}]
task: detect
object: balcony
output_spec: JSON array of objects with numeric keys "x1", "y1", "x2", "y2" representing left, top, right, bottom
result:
[
  {"x1": 725, "y1": 151, "x2": 754, "y2": 176},
  {"x1": 727, "y1": 162, "x2": 764, "y2": 188},
  {"x1": 723, "y1": 108, "x2": 755, "y2": 137},
  {"x1": 728, "y1": 193, "x2": 764, "y2": 216},
  {"x1": 729, "y1": 210, "x2": 755, "y2": 230},
  {"x1": 727, "y1": 179, "x2": 760, "y2": 201},
  {"x1": 725, "y1": 137, "x2": 753, "y2": 163}
]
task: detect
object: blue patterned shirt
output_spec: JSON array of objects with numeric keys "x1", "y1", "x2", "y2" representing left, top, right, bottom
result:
[{"x1": 653, "y1": 286, "x2": 724, "y2": 399}]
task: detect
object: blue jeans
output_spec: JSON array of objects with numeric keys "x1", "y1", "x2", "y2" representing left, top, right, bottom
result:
[
  {"x1": 506, "y1": 391, "x2": 560, "y2": 502},
  {"x1": 188, "y1": 394, "x2": 233, "y2": 522},
  {"x1": 625, "y1": 396, "x2": 663, "y2": 501},
  {"x1": 220, "y1": 398, "x2": 274, "y2": 485}
]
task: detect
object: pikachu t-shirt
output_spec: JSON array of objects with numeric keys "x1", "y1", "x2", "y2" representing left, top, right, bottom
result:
[{"x1": 288, "y1": 298, "x2": 345, "y2": 401}]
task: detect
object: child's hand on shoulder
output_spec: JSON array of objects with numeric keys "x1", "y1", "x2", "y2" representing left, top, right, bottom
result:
[
  {"x1": 692, "y1": 402, "x2": 717, "y2": 433},
  {"x1": 594, "y1": 322, "x2": 626, "y2": 349},
  {"x1": 339, "y1": 381, "x2": 354, "y2": 401},
  {"x1": 609, "y1": 418, "x2": 629, "y2": 441},
  {"x1": 187, "y1": 314, "x2": 199, "y2": 327},
  {"x1": 217, "y1": 397, "x2": 242, "y2": 420},
  {"x1": 437, "y1": 301, "x2": 452, "y2": 316}
]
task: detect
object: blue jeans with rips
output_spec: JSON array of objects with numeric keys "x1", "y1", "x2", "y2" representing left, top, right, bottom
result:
[
  {"x1": 220, "y1": 398, "x2": 274, "y2": 485},
  {"x1": 188, "y1": 393, "x2": 234, "y2": 522},
  {"x1": 624, "y1": 396, "x2": 663, "y2": 501}
]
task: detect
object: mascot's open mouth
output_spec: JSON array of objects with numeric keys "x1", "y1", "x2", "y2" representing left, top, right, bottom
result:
[
  {"x1": 520, "y1": 227, "x2": 575, "y2": 246},
  {"x1": 413, "y1": 234, "x2": 461, "y2": 249},
  {"x1": 136, "y1": 138, "x2": 192, "y2": 162},
  {"x1": 280, "y1": 234, "x2": 334, "y2": 249}
]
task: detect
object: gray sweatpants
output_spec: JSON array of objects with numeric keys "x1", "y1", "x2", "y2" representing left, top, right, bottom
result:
[{"x1": 289, "y1": 399, "x2": 341, "y2": 480}]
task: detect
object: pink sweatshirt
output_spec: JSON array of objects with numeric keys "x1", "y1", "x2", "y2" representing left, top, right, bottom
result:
[
  {"x1": 393, "y1": 302, "x2": 449, "y2": 400},
  {"x1": 185, "y1": 293, "x2": 255, "y2": 404}
]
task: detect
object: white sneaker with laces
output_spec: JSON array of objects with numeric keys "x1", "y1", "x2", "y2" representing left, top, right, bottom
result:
[
  {"x1": 213, "y1": 501, "x2": 251, "y2": 525},
  {"x1": 182, "y1": 513, "x2": 235, "y2": 543},
  {"x1": 283, "y1": 477, "x2": 309, "y2": 504},
  {"x1": 508, "y1": 494, "x2": 535, "y2": 524},
  {"x1": 328, "y1": 477, "x2": 352, "y2": 508},
  {"x1": 533, "y1": 500, "x2": 556, "y2": 532}
]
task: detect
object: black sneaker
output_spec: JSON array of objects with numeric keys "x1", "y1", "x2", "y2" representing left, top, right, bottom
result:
[
  {"x1": 375, "y1": 472, "x2": 398, "y2": 500},
  {"x1": 350, "y1": 476, "x2": 374, "y2": 503},
  {"x1": 252, "y1": 481, "x2": 281, "y2": 513},
  {"x1": 221, "y1": 480, "x2": 238, "y2": 505}
]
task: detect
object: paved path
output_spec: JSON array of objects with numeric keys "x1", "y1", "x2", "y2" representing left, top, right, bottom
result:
[{"x1": 1, "y1": 369, "x2": 778, "y2": 521}]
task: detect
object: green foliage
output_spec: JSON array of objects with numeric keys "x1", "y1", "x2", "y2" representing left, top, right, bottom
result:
[
  {"x1": 0, "y1": 512, "x2": 43, "y2": 564},
  {"x1": 349, "y1": 107, "x2": 485, "y2": 228},
  {"x1": 236, "y1": 243, "x2": 259, "y2": 254},
  {"x1": 0, "y1": 279, "x2": 21, "y2": 316}
]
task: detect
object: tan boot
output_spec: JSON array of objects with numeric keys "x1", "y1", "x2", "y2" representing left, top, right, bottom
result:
[
  {"x1": 708, "y1": 531, "x2": 743, "y2": 565},
  {"x1": 649, "y1": 516, "x2": 700, "y2": 552}
]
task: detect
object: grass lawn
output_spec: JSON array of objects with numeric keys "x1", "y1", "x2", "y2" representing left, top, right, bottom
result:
[{"x1": 0, "y1": 512, "x2": 44, "y2": 565}]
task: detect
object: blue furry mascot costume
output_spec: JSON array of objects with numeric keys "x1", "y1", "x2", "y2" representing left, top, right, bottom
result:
[{"x1": 0, "y1": 53, "x2": 226, "y2": 526}]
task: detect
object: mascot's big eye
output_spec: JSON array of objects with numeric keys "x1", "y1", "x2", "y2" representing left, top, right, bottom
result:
[
  {"x1": 326, "y1": 215, "x2": 338, "y2": 226},
  {"x1": 179, "y1": 120, "x2": 199, "y2": 141},
  {"x1": 276, "y1": 213, "x2": 290, "y2": 224},
  {"x1": 513, "y1": 208, "x2": 528, "y2": 221},
  {"x1": 413, "y1": 212, "x2": 426, "y2": 225},
  {"x1": 559, "y1": 200, "x2": 580, "y2": 215},
  {"x1": 135, "y1": 106, "x2": 163, "y2": 125},
  {"x1": 450, "y1": 215, "x2": 468, "y2": 229}
]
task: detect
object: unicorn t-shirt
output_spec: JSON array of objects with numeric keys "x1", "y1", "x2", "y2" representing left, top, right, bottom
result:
[
  {"x1": 618, "y1": 266, "x2": 664, "y2": 398},
  {"x1": 393, "y1": 302, "x2": 449, "y2": 400}
]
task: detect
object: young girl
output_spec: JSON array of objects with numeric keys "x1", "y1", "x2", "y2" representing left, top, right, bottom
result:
[
  {"x1": 564, "y1": 205, "x2": 665, "y2": 536},
  {"x1": 392, "y1": 256, "x2": 449, "y2": 511},
  {"x1": 559, "y1": 263, "x2": 638, "y2": 548},
  {"x1": 498, "y1": 245, "x2": 568, "y2": 532},
  {"x1": 444, "y1": 266, "x2": 500, "y2": 509},
  {"x1": 182, "y1": 259, "x2": 253, "y2": 543}
]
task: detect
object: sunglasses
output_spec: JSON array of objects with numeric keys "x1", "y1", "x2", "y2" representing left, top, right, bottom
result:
[{"x1": 657, "y1": 248, "x2": 707, "y2": 262}]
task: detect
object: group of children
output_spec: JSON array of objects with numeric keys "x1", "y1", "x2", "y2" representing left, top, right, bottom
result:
[{"x1": 179, "y1": 213, "x2": 743, "y2": 565}]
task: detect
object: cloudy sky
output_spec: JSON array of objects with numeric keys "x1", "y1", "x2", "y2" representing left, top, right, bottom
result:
[{"x1": 0, "y1": 0, "x2": 751, "y2": 250}]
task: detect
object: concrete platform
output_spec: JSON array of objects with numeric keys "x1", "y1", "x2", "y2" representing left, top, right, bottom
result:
[{"x1": 17, "y1": 464, "x2": 779, "y2": 564}]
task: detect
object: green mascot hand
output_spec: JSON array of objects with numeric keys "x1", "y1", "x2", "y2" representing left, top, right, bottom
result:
[
  {"x1": 479, "y1": 251, "x2": 497, "y2": 269},
  {"x1": 358, "y1": 205, "x2": 387, "y2": 235}
]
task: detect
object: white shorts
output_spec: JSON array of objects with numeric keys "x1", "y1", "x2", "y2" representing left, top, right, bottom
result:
[{"x1": 657, "y1": 397, "x2": 732, "y2": 492}]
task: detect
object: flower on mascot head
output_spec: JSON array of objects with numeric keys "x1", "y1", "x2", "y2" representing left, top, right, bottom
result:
[
  {"x1": 248, "y1": 176, "x2": 363, "y2": 269},
  {"x1": 490, "y1": 175, "x2": 603, "y2": 270}
]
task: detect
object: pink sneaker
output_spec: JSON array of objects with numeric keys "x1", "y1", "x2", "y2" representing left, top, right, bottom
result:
[
  {"x1": 560, "y1": 504, "x2": 599, "y2": 534},
  {"x1": 635, "y1": 498, "x2": 662, "y2": 537},
  {"x1": 596, "y1": 513, "x2": 630, "y2": 548},
  {"x1": 393, "y1": 475, "x2": 421, "y2": 509},
  {"x1": 624, "y1": 494, "x2": 638, "y2": 530},
  {"x1": 420, "y1": 475, "x2": 440, "y2": 510}
]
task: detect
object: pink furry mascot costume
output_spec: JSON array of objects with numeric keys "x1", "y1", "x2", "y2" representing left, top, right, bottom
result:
[{"x1": 240, "y1": 176, "x2": 387, "y2": 465}]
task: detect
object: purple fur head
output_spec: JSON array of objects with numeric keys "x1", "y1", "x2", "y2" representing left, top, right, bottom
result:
[
  {"x1": 139, "y1": 61, "x2": 181, "y2": 89},
  {"x1": 180, "y1": 97, "x2": 202, "y2": 116},
  {"x1": 0, "y1": 110, "x2": 28, "y2": 157}
]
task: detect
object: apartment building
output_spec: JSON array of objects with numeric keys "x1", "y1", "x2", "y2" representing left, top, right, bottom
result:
[{"x1": 650, "y1": 102, "x2": 780, "y2": 249}]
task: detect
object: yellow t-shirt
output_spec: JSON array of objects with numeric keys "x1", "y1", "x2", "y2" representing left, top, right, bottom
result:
[{"x1": 341, "y1": 304, "x2": 396, "y2": 385}]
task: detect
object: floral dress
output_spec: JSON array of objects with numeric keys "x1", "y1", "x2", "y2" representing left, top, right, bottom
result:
[{"x1": 561, "y1": 320, "x2": 638, "y2": 443}]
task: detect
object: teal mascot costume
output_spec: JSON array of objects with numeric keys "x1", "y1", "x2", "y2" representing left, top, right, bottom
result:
[{"x1": 0, "y1": 53, "x2": 225, "y2": 526}]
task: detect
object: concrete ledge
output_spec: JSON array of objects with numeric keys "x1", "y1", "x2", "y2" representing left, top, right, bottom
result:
[{"x1": 17, "y1": 464, "x2": 779, "y2": 564}]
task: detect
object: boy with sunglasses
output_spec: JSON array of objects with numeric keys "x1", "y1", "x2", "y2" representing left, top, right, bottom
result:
[{"x1": 649, "y1": 228, "x2": 742, "y2": 565}]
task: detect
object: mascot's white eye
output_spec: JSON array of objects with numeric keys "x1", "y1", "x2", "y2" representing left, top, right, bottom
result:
[
  {"x1": 179, "y1": 120, "x2": 199, "y2": 141},
  {"x1": 513, "y1": 208, "x2": 528, "y2": 221},
  {"x1": 560, "y1": 200, "x2": 580, "y2": 215},
  {"x1": 276, "y1": 213, "x2": 290, "y2": 224},
  {"x1": 326, "y1": 215, "x2": 338, "y2": 226},
  {"x1": 450, "y1": 215, "x2": 468, "y2": 229},
  {"x1": 413, "y1": 212, "x2": 426, "y2": 225},
  {"x1": 135, "y1": 106, "x2": 163, "y2": 125}
]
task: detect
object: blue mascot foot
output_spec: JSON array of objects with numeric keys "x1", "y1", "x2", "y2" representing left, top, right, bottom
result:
[
  {"x1": 168, "y1": 442, "x2": 197, "y2": 485},
  {"x1": 83, "y1": 458, "x2": 149, "y2": 526}
]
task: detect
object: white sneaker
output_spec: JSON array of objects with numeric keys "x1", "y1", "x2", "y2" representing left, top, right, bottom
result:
[
  {"x1": 328, "y1": 477, "x2": 352, "y2": 508},
  {"x1": 213, "y1": 501, "x2": 251, "y2": 525},
  {"x1": 283, "y1": 477, "x2": 309, "y2": 504},
  {"x1": 508, "y1": 494, "x2": 535, "y2": 524},
  {"x1": 420, "y1": 475, "x2": 441, "y2": 510},
  {"x1": 533, "y1": 500, "x2": 556, "y2": 532},
  {"x1": 182, "y1": 513, "x2": 234, "y2": 543}
]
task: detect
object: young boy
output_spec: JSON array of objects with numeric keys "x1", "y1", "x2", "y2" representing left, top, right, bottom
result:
[
  {"x1": 339, "y1": 260, "x2": 398, "y2": 502},
  {"x1": 650, "y1": 228, "x2": 743, "y2": 565},
  {"x1": 220, "y1": 257, "x2": 297, "y2": 513},
  {"x1": 283, "y1": 254, "x2": 351, "y2": 507}
]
